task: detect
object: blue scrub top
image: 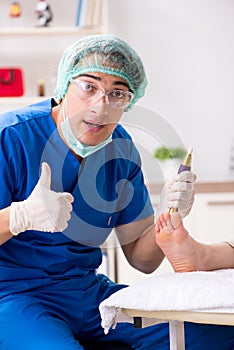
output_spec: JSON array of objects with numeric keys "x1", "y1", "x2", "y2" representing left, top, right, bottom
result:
[{"x1": 0, "y1": 99, "x2": 153, "y2": 296}]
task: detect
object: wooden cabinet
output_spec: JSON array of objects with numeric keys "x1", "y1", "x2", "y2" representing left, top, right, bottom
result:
[{"x1": 184, "y1": 192, "x2": 234, "y2": 244}]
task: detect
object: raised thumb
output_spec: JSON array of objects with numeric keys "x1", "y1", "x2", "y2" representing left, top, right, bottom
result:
[{"x1": 39, "y1": 162, "x2": 51, "y2": 189}]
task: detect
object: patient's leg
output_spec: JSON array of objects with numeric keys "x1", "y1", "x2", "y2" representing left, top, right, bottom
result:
[{"x1": 155, "y1": 212, "x2": 204, "y2": 272}]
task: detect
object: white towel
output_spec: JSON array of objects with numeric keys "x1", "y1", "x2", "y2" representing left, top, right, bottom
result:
[{"x1": 99, "y1": 269, "x2": 234, "y2": 334}]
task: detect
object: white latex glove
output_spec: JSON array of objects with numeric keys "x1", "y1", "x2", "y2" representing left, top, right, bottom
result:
[
  {"x1": 157, "y1": 171, "x2": 196, "y2": 218},
  {"x1": 10, "y1": 162, "x2": 74, "y2": 235}
]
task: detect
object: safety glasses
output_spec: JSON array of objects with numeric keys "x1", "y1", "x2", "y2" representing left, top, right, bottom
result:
[{"x1": 70, "y1": 79, "x2": 134, "y2": 109}]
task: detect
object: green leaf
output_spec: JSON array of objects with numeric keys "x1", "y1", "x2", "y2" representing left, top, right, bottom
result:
[{"x1": 153, "y1": 146, "x2": 186, "y2": 160}]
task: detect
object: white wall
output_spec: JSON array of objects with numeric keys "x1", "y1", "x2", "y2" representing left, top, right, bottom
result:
[
  {"x1": 108, "y1": 0, "x2": 234, "y2": 181},
  {"x1": 1, "y1": 0, "x2": 234, "y2": 181}
]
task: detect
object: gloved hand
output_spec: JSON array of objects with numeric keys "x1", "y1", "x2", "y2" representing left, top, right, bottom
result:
[
  {"x1": 10, "y1": 162, "x2": 74, "y2": 235},
  {"x1": 157, "y1": 171, "x2": 196, "y2": 218}
]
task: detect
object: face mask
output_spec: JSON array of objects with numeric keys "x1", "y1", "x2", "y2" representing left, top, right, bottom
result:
[{"x1": 60, "y1": 100, "x2": 112, "y2": 158}]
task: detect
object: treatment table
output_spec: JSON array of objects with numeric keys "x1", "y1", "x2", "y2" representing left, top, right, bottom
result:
[
  {"x1": 122, "y1": 308, "x2": 234, "y2": 350},
  {"x1": 99, "y1": 269, "x2": 234, "y2": 350}
]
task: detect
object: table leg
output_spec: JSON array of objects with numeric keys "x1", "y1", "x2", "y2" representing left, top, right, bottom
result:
[{"x1": 169, "y1": 320, "x2": 185, "y2": 350}]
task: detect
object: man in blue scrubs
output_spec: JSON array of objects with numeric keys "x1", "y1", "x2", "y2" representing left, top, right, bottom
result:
[{"x1": 0, "y1": 34, "x2": 233, "y2": 349}]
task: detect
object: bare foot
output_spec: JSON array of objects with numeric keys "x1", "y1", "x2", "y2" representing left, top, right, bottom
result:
[{"x1": 155, "y1": 212, "x2": 204, "y2": 272}]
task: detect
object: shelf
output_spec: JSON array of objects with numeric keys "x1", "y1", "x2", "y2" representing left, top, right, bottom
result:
[{"x1": 0, "y1": 25, "x2": 104, "y2": 37}]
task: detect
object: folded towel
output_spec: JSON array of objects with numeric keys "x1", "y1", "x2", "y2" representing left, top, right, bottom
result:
[{"x1": 99, "y1": 269, "x2": 234, "y2": 334}]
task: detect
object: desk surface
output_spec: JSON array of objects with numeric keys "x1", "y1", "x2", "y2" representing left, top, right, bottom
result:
[{"x1": 122, "y1": 308, "x2": 234, "y2": 326}]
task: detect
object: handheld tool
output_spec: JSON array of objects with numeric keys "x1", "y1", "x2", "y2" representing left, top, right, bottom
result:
[{"x1": 169, "y1": 148, "x2": 193, "y2": 214}]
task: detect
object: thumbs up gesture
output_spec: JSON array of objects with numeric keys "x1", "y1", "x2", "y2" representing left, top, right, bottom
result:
[{"x1": 10, "y1": 162, "x2": 74, "y2": 235}]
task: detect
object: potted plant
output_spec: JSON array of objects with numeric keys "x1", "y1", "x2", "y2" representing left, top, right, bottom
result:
[
  {"x1": 153, "y1": 146, "x2": 187, "y2": 161},
  {"x1": 153, "y1": 146, "x2": 187, "y2": 181}
]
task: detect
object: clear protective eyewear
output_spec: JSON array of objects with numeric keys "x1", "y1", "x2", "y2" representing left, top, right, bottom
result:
[{"x1": 70, "y1": 78, "x2": 134, "y2": 109}]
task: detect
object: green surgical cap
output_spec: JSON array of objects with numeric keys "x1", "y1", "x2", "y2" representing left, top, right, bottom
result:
[{"x1": 54, "y1": 34, "x2": 147, "y2": 110}]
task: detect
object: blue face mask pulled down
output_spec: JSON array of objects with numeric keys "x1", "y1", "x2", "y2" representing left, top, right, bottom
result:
[{"x1": 60, "y1": 102, "x2": 112, "y2": 158}]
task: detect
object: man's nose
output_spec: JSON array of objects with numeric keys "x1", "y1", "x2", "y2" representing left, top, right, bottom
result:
[
  {"x1": 91, "y1": 96, "x2": 109, "y2": 116},
  {"x1": 96, "y1": 91, "x2": 108, "y2": 105}
]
